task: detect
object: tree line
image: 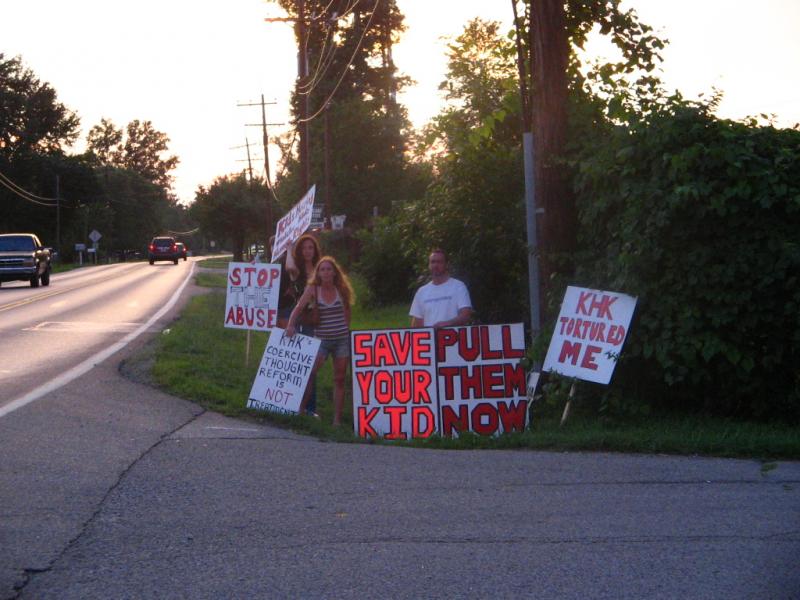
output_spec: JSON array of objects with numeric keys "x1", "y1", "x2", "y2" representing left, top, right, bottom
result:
[{"x1": 0, "y1": 53, "x2": 194, "y2": 258}]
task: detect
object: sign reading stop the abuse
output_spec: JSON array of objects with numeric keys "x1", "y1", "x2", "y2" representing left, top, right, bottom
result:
[
  {"x1": 543, "y1": 286, "x2": 637, "y2": 384},
  {"x1": 223, "y1": 262, "x2": 282, "y2": 331}
]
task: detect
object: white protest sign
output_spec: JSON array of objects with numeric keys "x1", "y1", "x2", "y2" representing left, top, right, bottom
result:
[
  {"x1": 436, "y1": 324, "x2": 528, "y2": 436},
  {"x1": 543, "y1": 286, "x2": 637, "y2": 384},
  {"x1": 223, "y1": 262, "x2": 282, "y2": 331},
  {"x1": 248, "y1": 328, "x2": 320, "y2": 414},
  {"x1": 351, "y1": 328, "x2": 438, "y2": 440},
  {"x1": 271, "y1": 185, "x2": 316, "y2": 262}
]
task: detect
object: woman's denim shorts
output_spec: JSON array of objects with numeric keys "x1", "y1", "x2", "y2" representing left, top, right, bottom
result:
[{"x1": 318, "y1": 336, "x2": 350, "y2": 359}]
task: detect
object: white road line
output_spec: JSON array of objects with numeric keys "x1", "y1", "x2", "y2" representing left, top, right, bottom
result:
[{"x1": 0, "y1": 263, "x2": 196, "y2": 419}]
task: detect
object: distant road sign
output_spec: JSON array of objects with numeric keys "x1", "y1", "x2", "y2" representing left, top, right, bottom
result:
[{"x1": 89, "y1": 230, "x2": 102, "y2": 243}]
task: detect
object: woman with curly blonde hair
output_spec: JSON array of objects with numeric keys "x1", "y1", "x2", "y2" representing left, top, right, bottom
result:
[{"x1": 287, "y1": 256, "x2": 355, "y2": 426}]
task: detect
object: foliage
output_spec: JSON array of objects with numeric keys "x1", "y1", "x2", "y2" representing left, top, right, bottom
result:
[
  {"x1": 87, "y1": 118, "x2": 179, "y2": 191},
  {"x1": 268, "y1": 0, "x2": 422, "y2": 227},
  {"x1": 355, "y1": 216, "x2": 415, "y2": 306},
  {"x1": 571, "y1": 97, "x2": 800, "y2": 421},
  {"x1": 0, "y1": 53, "x2": 80, "y2": 158},
  {"x1": 190, "y1": 173, "x2": 273, "y2": 261}
]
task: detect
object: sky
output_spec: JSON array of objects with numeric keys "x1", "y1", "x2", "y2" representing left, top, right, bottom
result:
[{"x1": 2, "y1": 0, "x2": 799, "y2": 206}]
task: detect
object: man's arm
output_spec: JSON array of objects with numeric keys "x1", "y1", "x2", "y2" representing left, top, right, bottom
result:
[
  {"x1": 432, "y1": 306, "x2": 472, "y2": 329},
  {"x1": 410, "y1": 316, "x2": 424, "y2": 328}
]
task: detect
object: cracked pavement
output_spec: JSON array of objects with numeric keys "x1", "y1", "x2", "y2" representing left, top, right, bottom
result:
[{"x1": 1, "y1": 333, "x2": 799, "y2": 598}]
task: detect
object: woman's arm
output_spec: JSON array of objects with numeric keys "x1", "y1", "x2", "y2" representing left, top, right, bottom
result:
[{"x1": 286, "y1": 284, "x2": 314, "y2": 336}]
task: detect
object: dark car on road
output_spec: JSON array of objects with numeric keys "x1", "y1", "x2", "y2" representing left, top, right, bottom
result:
[
  {"x1": 148, "y1": 236, "x2": 180, "y2": 265},
  {"x1": 0, "y1": 233, "x2": 52, "y2": 288},
  {"x1": 175, "y1": 242, "x2": 187, "y2": 261}
]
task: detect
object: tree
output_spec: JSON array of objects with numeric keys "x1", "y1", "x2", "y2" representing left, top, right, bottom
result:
[
  {"x1": 0, "y1": 54, "x2": 80, "y2": 159},
  {"x1": 86, "y1": 118, "x2": 122, "y2": 165},
  {"x1": 267, "y1": 0, "x2": 416, "y2": 226},
  {"x1": 191, "y1": 174, "x2": 268, "y2": 261}
]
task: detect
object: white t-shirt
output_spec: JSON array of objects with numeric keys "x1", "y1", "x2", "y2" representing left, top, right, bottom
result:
[{"x1": 409, "y1": 277, "x2": 472, "y2": 326}]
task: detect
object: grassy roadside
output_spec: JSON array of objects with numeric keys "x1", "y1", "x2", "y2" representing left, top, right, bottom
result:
[{"x1": 141, "y1": 258, "x2": 800, "y2": 459}]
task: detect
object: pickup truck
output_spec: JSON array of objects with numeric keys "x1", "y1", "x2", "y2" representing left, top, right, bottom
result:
[{"x1": 0, "y1": 233, "x2": 52, "y2": 288}]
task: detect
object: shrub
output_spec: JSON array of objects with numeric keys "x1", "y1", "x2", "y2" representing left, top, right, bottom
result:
[{"x1": 571, "y1": 100, "x2": 800, "y2": 422}]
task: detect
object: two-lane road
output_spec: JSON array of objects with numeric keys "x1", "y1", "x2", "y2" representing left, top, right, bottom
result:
[{"x1": 0, "y1": 260, "x2": 195, "y2": 410}]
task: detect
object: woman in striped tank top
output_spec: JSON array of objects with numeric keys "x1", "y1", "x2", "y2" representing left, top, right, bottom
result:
[{"x1": 286, "y1": 256, "x2": 355, "y2": 426}]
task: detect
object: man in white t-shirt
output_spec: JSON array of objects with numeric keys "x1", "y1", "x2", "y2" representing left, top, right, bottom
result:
[{"x1": 409, "y1": 249, "x2": 473, "y2": 328}]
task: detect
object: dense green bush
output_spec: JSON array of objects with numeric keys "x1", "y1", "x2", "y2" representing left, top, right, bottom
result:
[
  {"x1": 571, "y1": 100, "x2": 800, "y2": 421},
  {"x1": 355, "y1": 217, "x2": 416, "y2": 306}
]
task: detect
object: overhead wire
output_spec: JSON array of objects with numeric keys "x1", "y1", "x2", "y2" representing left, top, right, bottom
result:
[
  {"x1": 0, "y1": 170, "x2": 58, "y2": 205},
  {"x1": 297, "y1": 0, "x2": 381, "y2": 123}
]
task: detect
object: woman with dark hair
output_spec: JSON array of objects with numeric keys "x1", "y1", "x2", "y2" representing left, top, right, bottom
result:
[
  {"x1": 288, "y1": 233, "x2": 322, "y2": 415},
  {"x1": 286, "y1": 256, "x2": 355, "y2": 426}
]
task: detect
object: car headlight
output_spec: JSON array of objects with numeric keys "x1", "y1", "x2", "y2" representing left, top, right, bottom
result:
[{"x1": 22, "y1": 257, "x2": 35, "y2": 267}]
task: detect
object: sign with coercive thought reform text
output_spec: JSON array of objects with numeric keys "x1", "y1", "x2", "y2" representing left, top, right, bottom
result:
[
  {"x1": 248, "y1": 328, "x2": 320, "y2": 414},
  {"x1": 351, "y1": 324, "x2": 528, "y2": 440},
  {"x1": 270, "y1": 185, "x2": 316, "y2": 262},
  {"x1": 543, "y1": 286, "x2": 637, "y2": 384},
  {"x1": 224, "y1": 262, "x2": 282, "y2": 331}
]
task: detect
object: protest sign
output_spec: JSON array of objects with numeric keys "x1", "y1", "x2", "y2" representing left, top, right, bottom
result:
[
  {"x1": 436, "y1": 324, "x2": 528, "y2": 436},
  {"x1": 351, "y1": 328, "x2": 438, "y2": 440},
  {"x1": 271, "y1": 185, "x2": 316, "y2": 262},
  {"x1": 223, "y1": 262, "x2": 282, "y2": 331},
  {"x1": 350, "y1": 324, "x2": 528, "y2": 440},
  {"x1": 248, "y1": 328, "x2": 320, "y2": 414},
  {"x1": 543, "y1": 286, "x2": 637, "y2": 384}
]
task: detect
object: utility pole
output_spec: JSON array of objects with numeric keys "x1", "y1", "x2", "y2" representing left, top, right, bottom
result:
[
  {"x1": 324, "y1": 106, "x2": 332, "y2": 229},
  {"x1": 55, "y1": 174, "x2": 61, "y2": 260},
  {"x1": 297, "y1": 0, "x2": 311, "y2": 192},
  {"x1": 238, "y1": 97, "x2": 282, "y2": 241}
]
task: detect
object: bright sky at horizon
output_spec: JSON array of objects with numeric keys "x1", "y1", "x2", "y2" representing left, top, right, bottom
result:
[{"x1": 2, "y1": 0, "x2": 798, "y2": 206}]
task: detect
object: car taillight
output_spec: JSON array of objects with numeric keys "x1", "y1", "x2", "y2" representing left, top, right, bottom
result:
[
  {"x1": 149, "y1": 244, "x2": 155, "y2": 251},
  {"x1": 171, "y1": 244, "x2": 177, "y2": 252}
]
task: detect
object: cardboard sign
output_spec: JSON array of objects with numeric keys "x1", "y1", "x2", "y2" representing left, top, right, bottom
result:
[
  {"x1": 351, "y1": 329, "x2": 437, "y2": 440},
  {"x1": 271, "y1": 185, "x2": 316, "y2": 262},
  {"x1": 351, "y1": 324, "x2": 528, "y2": 440},
  {"x1": 224, "y1": 262, "x2": 282, "y2": 331},
  {"x1": 436, "y1": 324, "x2": 528, "y2": 436},
  {"x1": 248, "y1": 328, "x2": 320, "y2": 414},
  {"x1": 543, "y1": 286, "x2": 637, "y2": 384}
]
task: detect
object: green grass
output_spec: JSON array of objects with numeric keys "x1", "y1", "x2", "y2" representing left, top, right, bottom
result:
[{"x1": 145, "y1": 271, "x2": 800, "y2": 458}]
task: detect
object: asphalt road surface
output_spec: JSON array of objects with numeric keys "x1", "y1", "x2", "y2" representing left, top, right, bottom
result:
[{"x1": 1, "y1": 261, "x2": 798, "y2": 599}]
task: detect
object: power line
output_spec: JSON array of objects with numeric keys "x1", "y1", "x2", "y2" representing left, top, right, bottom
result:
[
  {"x1": 297, "y1": 0, "x2": 381, "y2": 123},
  {"x1": 0, "y1": 170, "x2": 57, "y2": 205}
]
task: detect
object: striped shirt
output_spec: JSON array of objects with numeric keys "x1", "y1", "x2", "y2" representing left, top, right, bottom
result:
[{"x1": 315, "y1": 287, "x2": 349, "y2": 339}]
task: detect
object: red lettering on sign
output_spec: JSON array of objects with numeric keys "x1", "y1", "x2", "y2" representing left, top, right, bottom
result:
[
  {"x1": 576, "y1": 291, "x2": 617, "y2": 320},
  {"x1": 501, "y1": 325, "x2": 524, "y2": 358},
  {"x1": 498, "y1": 400, "x2": 527, "y2": 433},
  {"x1": 355, "y1": 371, "x2": 373, "y2": 404},
  {"x1": 441, "y1": 404, "x2": 469, "y2": 437},
  {"x1": 558, "y1": 340, "x2": 582, "y2": 365},
  {"x1": 389, "y1": 331, "x2": 411, "y2": 363},
  {"x1": 471, "y1": 403, "x2": 499, "y2": 435},
  {"x1": 243, "y1": 266, "x2": 256, "y2": 286},
  {"x1": 414, "y1": 371, "x2": 432, "y2": 403},
  {"x1": 384, "y1": 406, "x2": 407, "y2": 440},
  {"x1": 412, "y1": 406, "x2": 435, "y2": 438},
  {"x1": 436, "y1": 329, "x2": 459, "y2": 362},
  {"x1": 411, "y1": 331, "x2": 432, "y2": 366},
  {"x1": 373, "y1": 335, "x2": 394, "y2": 366},
  {"x1": 230, "y1": 267, "x2": 241, "y2": 286},
  {"x1": 479, "y1": 326, "x2": 502, "y2": 360},
  {"x1": 439, "y1": 366, "x2": 458, "y2": 400},
  {"x1": 374, "y1": 370, "x2": 392, "y2": 404},
  {"x1": 607, "y1": 324, "x2": 626, "y2": 345},
  {"x1": 357, "y1": 407, "x2": 378, "y2": 438},
  {"x1": 353, "y1": 333, "x2": 371, "y2": 367},
  {"x1": 225, "y1": 306, "x2": 237, "y2": 325},
  {"x1": 580, "y1": 345, "x2": 601, "y2": 370},
  {"x1": 461, "y1": 365, "x2": 482, "y2": 400},
  {"x1": 503, "y1": 363, "x2": 527, "y2": 396}
]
